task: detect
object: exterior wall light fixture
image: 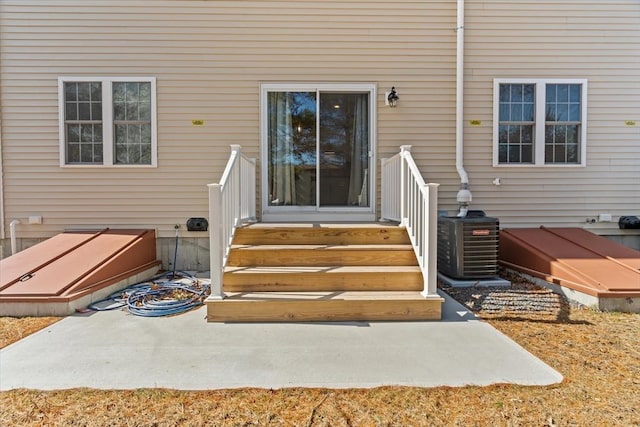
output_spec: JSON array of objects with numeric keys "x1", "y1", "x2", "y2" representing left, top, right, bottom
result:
[{"x1": 386, "y1": 86, "x2": 399, "y2": 107}]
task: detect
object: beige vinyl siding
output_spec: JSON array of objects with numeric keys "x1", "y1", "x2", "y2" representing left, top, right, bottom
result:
[
  {"x1": 0, "y1": 0, "x2": 457, "y2": 239},
  {"x1": 1, "y1": 0, "x2": 638, "y2": 240},
  {"x1": 464, "y1": 0, "x2": 640, "y2": 227}
]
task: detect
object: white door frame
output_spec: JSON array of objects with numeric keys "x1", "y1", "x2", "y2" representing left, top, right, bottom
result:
[{"x1": 260, "y1": 83, "x2": 377, "y2": 222}]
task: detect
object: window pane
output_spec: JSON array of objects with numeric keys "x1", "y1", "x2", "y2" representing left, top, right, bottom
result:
[
  {"x1": 113, "y1": 83, "x2": 126, "y2": 102},
  {"x1": 546, "y1": 84, "x2": 556, "y2": 102},
  {"x1": 91, "y1": 83, "x2": 102, "y2": 101},
  {"x1": 67, "y1": 143, "x2": 79, "y2": 163},
  {"x1": 80, "y1": 143, "x2": 93, "y2": 162},
  {"x1": 554, "y1": 144, "x2": 566, "y2": 162},
  {"x1": 499, "y1": 84, "x2": 510, "y2": 102},
  {"x1": 65, "y1": 83, "x2": 77, "y2": 102},
  {"x1": 141, "y1": 124, "x2": 151, "y2": 143},
  {"x1": 498, "y1": 123, "x2": 534, "y2": 164},
  {"x1": 545, "y1": 144, "x2": 554, "y2": 163},
  {"x1": 544, "y1": 84, "x2": 582, "y2": 165},
  {"x1": 80, "y1": 124, "x2": 93, "y2": 142},
  {"x1": 523, "y1": 103, "x2": 534, "y2": 121},
  {"x1": 93, "y1": 143, "x2": 103, "y2": 163},
  {"x1": 139, "y1": 101, "x2": 151, "y2": 121},
  {"x1": 66, "y1": 102, "x2": 77, "y2": 120},
  {"x1": 569, "y1": 104, "x2": 580, "y2": 122},
  {"x1": 521, "y1": 144, "x2": 533, "y2": 163},
  {"x1": 91, "y1": 102, "x2": 102, "y2": 121},
  {"x1": 511, "y1": 85, "x2": 522, "y2": 102},
  {"x1": 115, "y1": 143, "x2": 127, "y2": 164},
  {"x1": 556, "y1": 104, "x2": 569, "y2": 121},
  {"x1": 545, "y1": 124, "x2": 579, "y2": 164},
  {"x1": 127, "y1": 102, "x2": 139, "y2": 121},
  {"x1": 566, "y1": 124, "x2": 579, "y2": 144},
  {"x1": 499, "y1": 125, "x2": 509, "y2": 144},
  {"x1": 112, "y1": 82, "x2": 153, "y2": 165},
  {"x1": 569, "y1": 84, "x2": 581, "y2": 102},
  {"x1": 523, "y1": 84, "x2": 535, "y2": 102},
  {"x1": 78, "y1": 83, "x2": 91, "y2": 101},
  {"x1": 67, "y1": 124, "x2": 80, "y2": 142},
  {"x1": 511, "y1": 104, "x2": 522, "y2": 121},
  {"x1": 140, "y1": 144, "x2": 151, "y2": 164},
  {"x1": 127, "y1": 124, "x2": 141, "y2": 144},
  {"x1": 95, "y1": 124, "x2": 103, "y2": 142},
  {"x1": 499, "y1": 103, "x2": 509, "y2": 121},
  {"x1": 78, "y1": 102, "x2": 91, "y2": 120},
  {"x1": 508, "y1": 144, "x2": 521, "y2": 162},
  {"x1": 546, "y1": 104, "x2": 556, "y2": 121},
  {"x1": 114, "y1": 101, "x2": 126, "y2": 121},
  {"x1": 557, "y1": 84, "x2": 569, "y2": 102},
  {"x1": 522, "y1": 125, "x2": 533, "y2": 143},
  {"x1": 139, "y1": 83, "x2": 151, "y2": 101},
  {"x1": 508, "y1": 125, "x2": 521, "y2": 143},
  {"x1": 116, "y1": 123, "x2": 127, "y2": 143},
  {"x1": 63, "y1": 83, "x2": 102, "y2": 163},
  {"x1": 126, "y1": 82, "x2": 139, "y2": 101},
  {"x1": 567, "y1": 143, "x2": 578, "y2": 163},
  {"x1": 498, "y1": 144, "x2": 507, "y2": 163}
]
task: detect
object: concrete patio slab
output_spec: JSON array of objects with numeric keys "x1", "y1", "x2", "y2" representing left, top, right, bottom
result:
[{"x1": 0, "y1": 291, "x2": 563, "y2": 390}]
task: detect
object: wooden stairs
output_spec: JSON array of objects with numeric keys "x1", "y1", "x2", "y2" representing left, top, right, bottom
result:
[{"x1": 206, "y1": 223, "x2": 444, "y2": 322}]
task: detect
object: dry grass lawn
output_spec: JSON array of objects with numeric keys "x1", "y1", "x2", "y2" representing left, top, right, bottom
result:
[{"x1": 1, "y1": 293, "x2": 639, "y2": 426}]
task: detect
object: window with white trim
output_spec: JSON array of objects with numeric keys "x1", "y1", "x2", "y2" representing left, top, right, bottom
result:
[
  {"x1": 59, "y1": 77, "x2": 157, "y2": 166},
  {"x1": 493, "y1": 79, "x2": 587, "y2": 166}
]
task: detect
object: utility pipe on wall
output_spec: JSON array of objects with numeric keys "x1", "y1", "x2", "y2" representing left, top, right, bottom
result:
[
  {"x1": 455, "y1": 0, "x2": 472, "y2": 217},
  {"x1": 9, "y1": 219, "x2": 21, "y2": 255}
]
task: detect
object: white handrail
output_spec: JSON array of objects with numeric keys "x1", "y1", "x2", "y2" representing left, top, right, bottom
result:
[
  {"x1": 208, "y1": 145, "x2": 256, "y2": 299},
  {"x1": 381, "y1": 145, "x2": 440, "y2": 297}
]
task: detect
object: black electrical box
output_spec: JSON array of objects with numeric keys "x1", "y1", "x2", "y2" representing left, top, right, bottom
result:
[{"x1": 186, "y1": 217, "x2": 208, "y2": 232}]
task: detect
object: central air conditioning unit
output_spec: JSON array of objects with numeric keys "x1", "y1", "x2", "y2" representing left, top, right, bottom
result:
[{"x1": 437, "y1": 212, "x2": 499, "y2": 279}]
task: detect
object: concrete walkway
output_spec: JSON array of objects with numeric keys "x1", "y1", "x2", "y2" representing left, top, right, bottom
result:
[{"x1": 0, "y1": 292, "x2": 562, "y2": 390}]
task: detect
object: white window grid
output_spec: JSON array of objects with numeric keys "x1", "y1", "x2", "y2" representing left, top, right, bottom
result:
[
  {"x1": 58, "y1": 76, "x2": 157, "y2": 167},
  {"x1": 493, "y1": 78, "x2": 588, "y2": 167}
]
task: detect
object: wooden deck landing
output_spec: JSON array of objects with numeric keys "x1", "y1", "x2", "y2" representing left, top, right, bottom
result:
[{"x1": 207, "y1": 223, "x2": 443, "y2": 322}]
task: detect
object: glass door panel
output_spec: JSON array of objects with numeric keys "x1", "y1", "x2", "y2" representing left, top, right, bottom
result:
[
  {"x1": 319, "y1": 93, "x2": 370, "y2": 207},
  {"x1": 265, "y1": 88, "x2": 371, "y2": 214},
  {"x1": 267, "y1": 91, "x2": 316, "y2": 206}
]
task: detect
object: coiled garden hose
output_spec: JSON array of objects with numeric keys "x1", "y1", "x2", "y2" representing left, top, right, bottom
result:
[{"x1": 88, "y1": 271, "x2": 210, "y2": 316}]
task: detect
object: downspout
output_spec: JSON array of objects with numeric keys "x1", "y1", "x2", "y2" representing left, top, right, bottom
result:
[{"x1": 455, "y1": 0, "x2": 472, "y2": 217}]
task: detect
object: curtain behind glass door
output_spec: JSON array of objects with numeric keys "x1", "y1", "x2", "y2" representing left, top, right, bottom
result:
[
  {"x1": 319, "y1": 93, "x2": 369, "y2": 207},
  {"x1": 267, "y1": 92, "x2": 316, "y2": 206}
]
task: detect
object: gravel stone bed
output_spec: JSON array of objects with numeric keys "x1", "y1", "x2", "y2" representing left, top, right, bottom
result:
[{"x1": 439, "y1": 269, "x2": 570, "y2": 319}]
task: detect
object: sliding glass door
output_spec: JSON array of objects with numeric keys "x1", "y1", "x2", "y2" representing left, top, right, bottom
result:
[{"x1": 262, "y1": 84, "x2": 375, "y2": 221}]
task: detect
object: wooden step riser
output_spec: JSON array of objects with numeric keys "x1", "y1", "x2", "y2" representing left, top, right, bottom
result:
[
  {"x1": 227, "y1": 250, "x2": 419, "y2": 267},
  {"x1": 207, "y1": 299, "x2": 442, "y2": 322},
  {"x1": 234, "y1": 227, "x2": 410, "y2": 246},
  {"x1": 223, "y1": 272, "x2": 423, "y2": 292}
]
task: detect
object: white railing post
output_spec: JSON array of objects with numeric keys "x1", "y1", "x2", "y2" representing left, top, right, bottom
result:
[
  {"x1": 381, "y1": 145, "x2": 442, "y2": 304},
  {"x1": 208, "y1": 183, "x2": 224, "y2": 299},
  {"x1": 399, "y1": 145, "x2": 412, "y2": 226},
  {"x1": 423, "y1": 182, "x2": 440, "y2": 297},
  {"x1": 207, "y1": 144, "x2": 257, "y2": 301}
]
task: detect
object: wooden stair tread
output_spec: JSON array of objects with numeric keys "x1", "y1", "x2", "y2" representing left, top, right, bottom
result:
[
  {"x1": 233, "y1": 224, "x2": 410, "y2": 245},
  {"x1": 208, "y1": 223, "x2": 443, "y2": 322},
  {"x1": 219, "y1": 291, "x2": 436, "y2": 301},
  {"x1": 224, "y1": 266, "x2": 422, "y2": 274},
  {"x1": 230, "y1": 244, "x2": 414, "y2": 251}
]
